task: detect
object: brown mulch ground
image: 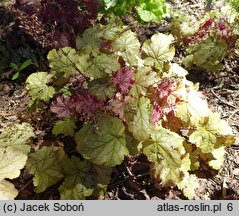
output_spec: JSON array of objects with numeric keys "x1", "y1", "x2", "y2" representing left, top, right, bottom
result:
[{"x1": 0, "y1": 0, "x2": 239, "y2": 200}]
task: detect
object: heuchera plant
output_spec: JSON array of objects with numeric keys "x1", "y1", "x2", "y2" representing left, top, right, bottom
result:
[
  {"x1": 25, "y1": 20, "x2": 235, "y2": 199},
  {"x1": 171, "y1": 6, "x2": 239, "y2": 73}
]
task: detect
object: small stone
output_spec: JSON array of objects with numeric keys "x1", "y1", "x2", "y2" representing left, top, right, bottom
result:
[
  {"x1": 233, "y1": 168, "x2": 239, "y2": 176},
  {"x1": 1, "y1": 83, "x2": 13, "y2": 94},
  {"x1": 235, "y1": 158, "x2": 239, "y2": 165},
  {"x1": 234, "y1": 133, "x2": 239, "y2": 146}
]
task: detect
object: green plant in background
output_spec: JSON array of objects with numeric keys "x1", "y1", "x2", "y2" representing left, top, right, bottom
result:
[
  {"x1": 100, "y1": 0, "x2": 167, "y2": 22},
  {"x1": 10, "y1": 59, "x2": 33, "y2": 80},
  {"x1": 24, "y1": 20, "x2": 235, "y2": 199}
]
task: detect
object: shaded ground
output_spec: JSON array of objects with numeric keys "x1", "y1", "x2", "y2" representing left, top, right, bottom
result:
[{"x1": 0, "y1": 0, "x2": 239, "y2": 200}]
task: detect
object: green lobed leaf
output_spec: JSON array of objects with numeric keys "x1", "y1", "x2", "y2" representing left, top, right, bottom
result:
[
  {"x1": 0, "y1": 147, "x2": 27, "y2": 181},
  {"x1": 130, "y1": 66, "x2": 159, "y2": 97},
  {"x1": 59, "y1": 156, "x2": 111, "y2": 199},
  {"x1": 59, "y1": 157, "x2": 93, "y2": 200},
  {"x1": 48, "y1": 47, "x2": 79, "y2": 78},
  {"x1": 137, "y1": 0, "x2": 167, "y2": 23},
  {"x1": 208, "y1": 146, "x2": 225, "y2": 170},
  {"x1": 183, "y1": 37, "x2": 227, "y2": 73},
  {"x1": 171, "y1": 12, "x2": 199, "y2": 39},
  {"x1": 0, "y1": 123, "x2": 35, "y2": 199},
  {"x1": 76, "y1": 25, "x2": 102, "y2": 55},
  {"x1": 143, "y1": 128, "x2": 188, "y2": 185},
  {"x1": 182, "y1": 55, "x2": 194, "y2": 68},
  {"x1": 75, "y1": 54, "x2": 90, "y2": 77},
  {"x1": 205, "y1": 112, "x2": 234, "y2": 136},
  {"x1": 0, "y1": 122, "x2": 34, "y2": 155},
  {"x1": 125, "y1": 131, "x2": 141, "y2": 156},
  {"x1": 26, "y1": 146, "x2": 65, "y2": 193},
  {"x1": 176, "y1": 88, "x2": 211, "y2": 126},
  {"x1": 59, "y1": 86, "x2": 72, "y2": 97},
  {"x1": 52, "y1": 118, "x2": 76, "y2": 137},
  {"x1": 166, "y1": 63, "x2": 188, "y2": 78},
  {"x1": 137, "y1": 7, "x2": 160, "y2": 23},
  {"x1": 101, "y1": 21, "x2": 124, "y2": 40},
  {"x1": 87, "y1": 53, "x2": 120, "y2": 78},
  {"x1": 103, "y1": 0, "x2": 133, "y2": 16},
  {"x1": 0, "y1": 180, "x2": 18, "y2": 200},
  {"x1": 88, "y1": 79, "x2": 116, "y2": 100},
  {"x1": 176, "y1": 173, "x2": 199, "y2": 199},
  {"x1": 189, "y1": 112, "x2": 235, "y2": 154},
  {"x1": 26, "y1": 72, "x2": 55, "y2": 102},
  {"x1": 112, "y1": 30, "x2": 140, "y2": 66},
  {"x1": 75, "y1": 114, "x2": 128, "y2": 166},
  {"x1": 60, "y1": 182, "x2": 93, "y2": 200},
  {"x1": 128, "y1": 97, "x2": 153, "y2": 141},
  {"x1": 102, "y1": 0, "x2": 118, "y2": 10},
  {"x1": 183, "y1": 142, "x2": 200, "y2": 171},
  {"x1": 142, "y1": 33, "x2": 175, "y2": 70},
  {"x1": 190, "y1": 129, "x2": 215, "y2": 153}
]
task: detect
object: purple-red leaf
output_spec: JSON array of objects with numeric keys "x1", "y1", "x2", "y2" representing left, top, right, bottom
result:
[
  {"x1": 152, "y1": 102, "x2": 163, "y2": 123},
  {"x1": 156, "y1": 78, "x2": 178, "y2": 99},
  {"x1": 151, "y1": 102, "x2": 176, "y2": 123},
  {"x1": 112, "y1": 67, "x2": 134, "y2": 94},
  {"x1": 51, "y1": 90, "x2": 105, "y2": 121},
  {"x1": 50, "y1": 96, "x2": 73, "y2": 118},
  {"x1": 71, "y1": 90, "x2": 105, "y2": 117}
]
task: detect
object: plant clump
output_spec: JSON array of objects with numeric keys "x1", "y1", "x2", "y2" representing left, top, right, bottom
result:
[{"x1": 23, "y1": 19, "x2": 236, "y2": 199}]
